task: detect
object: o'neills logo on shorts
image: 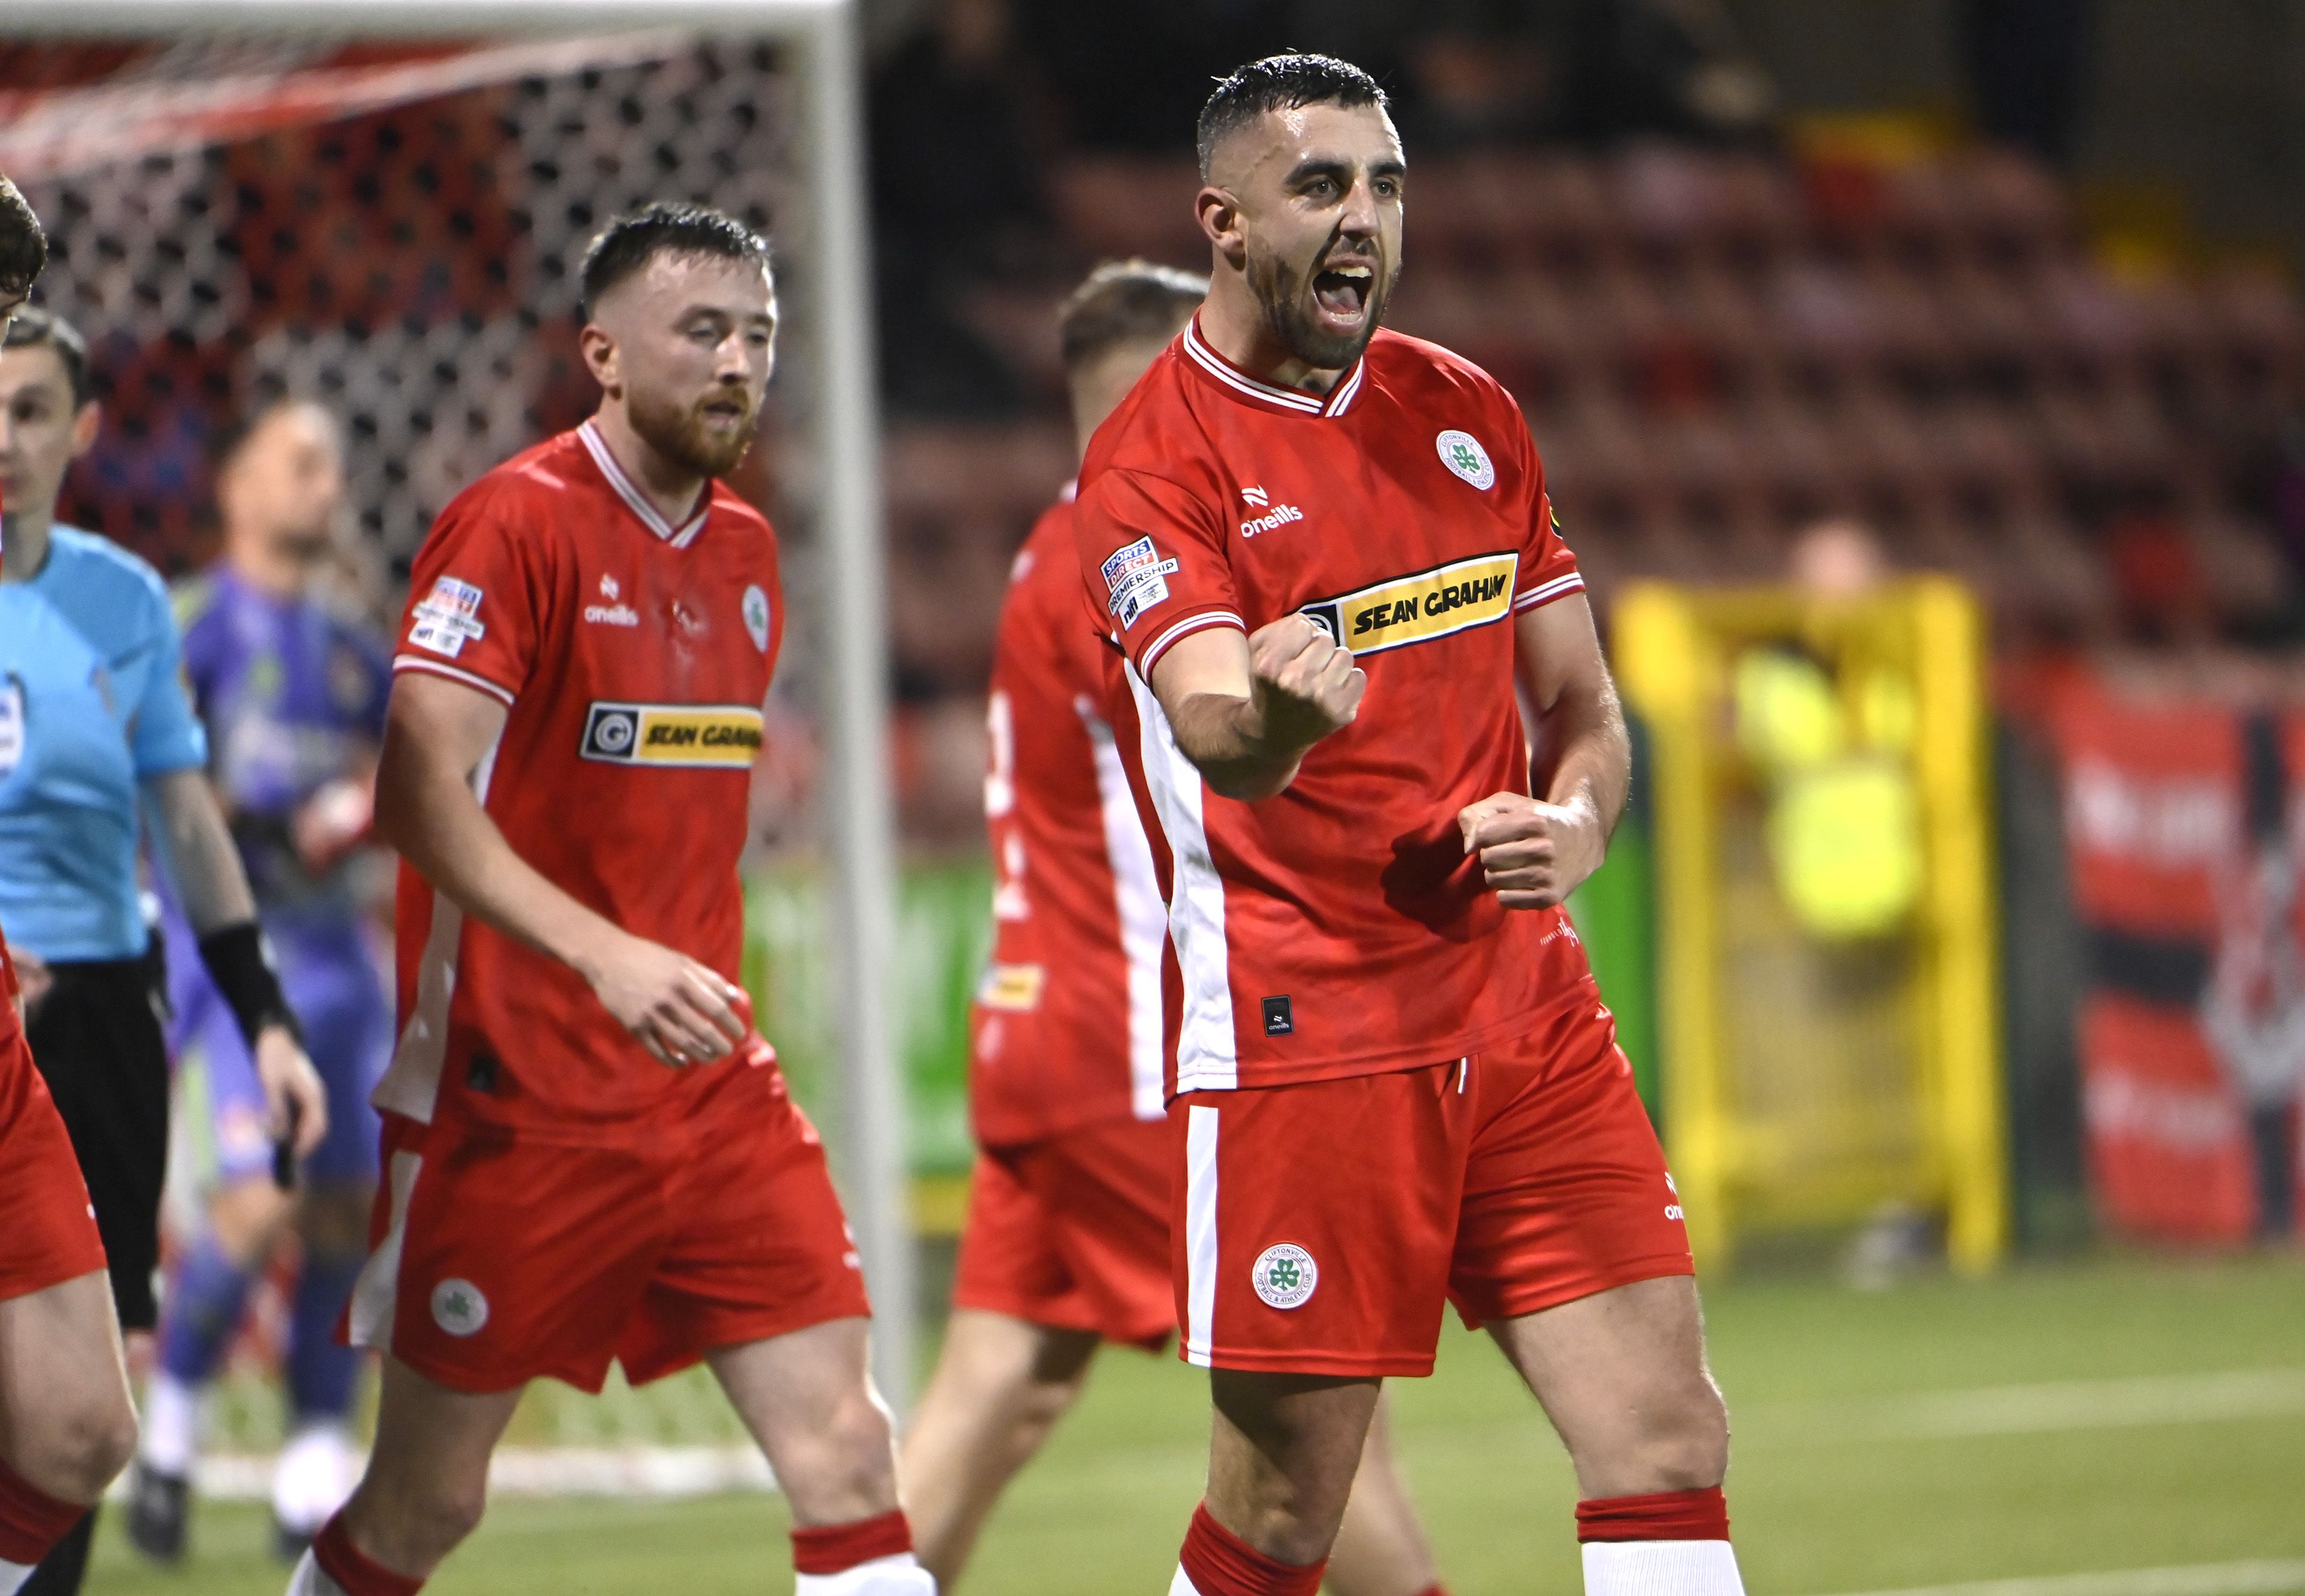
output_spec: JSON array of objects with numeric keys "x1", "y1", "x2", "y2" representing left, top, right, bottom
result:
[
  {"x1": 1298, "y1": 551, "x2": 1519, "y2": 657},
  {"x1": 579, "y1": 702, "x2": 763, "y2": 768}
]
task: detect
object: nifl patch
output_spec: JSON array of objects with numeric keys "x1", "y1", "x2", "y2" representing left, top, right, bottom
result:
[
  {"x1": 1251, "y1": 1243, "x2": 1318, "y2": 1310},
  {"x1": 407, "y1": 576, "x2": 488, "y2": 658},
  {"x1": 1436, "y1": 430, "x2": 1496, "y2": 491},
  {"x1": 1100, "y1": 536, "x2": 1179, "y2": 630}
]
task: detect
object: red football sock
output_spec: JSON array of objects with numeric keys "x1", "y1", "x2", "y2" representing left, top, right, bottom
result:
[
  {"x1": 0, "y1": 1458, "x2": 85, "y2": 1569},
  {"x1": 1576, "y1": 1486, "x2": 1731, "y2": 1542},
  {"x1": 1175, "y1": 1502, "x2": 1326, "y2": 1596},
  {"x1": 312, "y1": 1514, "x2": 425, "y2": 1595},
  {"x1": 791, "y1": 1509, "x2": 914, "y2": 1576},
  {"x1": 1410, "y1": 1586, "x2": 1451, "y2": 1596}
]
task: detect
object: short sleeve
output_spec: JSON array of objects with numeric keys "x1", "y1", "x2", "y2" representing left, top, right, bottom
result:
[
  {"x1": 1074, "y1": 467, "x2": 1241, "y2": 680},
  {"x1": 1512, "y1": 420, "x2": 1583, "y2": 616},
  {"x1": 393, "y1": 499, "x2": 546, "y2": 707},
  {"x1": 130, "y1": 587, "x2": 210, "y2": 777}
]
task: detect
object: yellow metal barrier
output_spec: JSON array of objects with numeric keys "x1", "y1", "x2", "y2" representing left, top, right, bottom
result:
[{"x1": 1614, "y1": 578, "x2": 2007, "y2": 1272}]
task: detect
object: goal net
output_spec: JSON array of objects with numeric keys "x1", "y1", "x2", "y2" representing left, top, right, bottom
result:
[{"x1": 1, "y1": 7, "x2": 907, "y2": 1498}]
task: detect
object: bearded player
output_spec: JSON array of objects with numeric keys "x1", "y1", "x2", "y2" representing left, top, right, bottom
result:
[
  {"x1": 0, "y1": 173, "x2": 141, "y2": 1596},
  {"x1": 900, "y1": 261, "x2": 1449, "y2": 1596},
  {"x1": 285, "y1": 204, "x2": 930, "y2": 1596},
  {"x1": 1073, "y1": 59, "x2": 1743, "y2": 1596}
]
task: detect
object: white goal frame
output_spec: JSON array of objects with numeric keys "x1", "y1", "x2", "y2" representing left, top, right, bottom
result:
[{"x1": 3, "y1": 0, "x2": 915, "y2": 1409}]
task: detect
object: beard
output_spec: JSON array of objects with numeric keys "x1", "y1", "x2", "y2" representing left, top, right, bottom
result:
[
  {"x1": 628, "y1": 383, "x2": 759, "y2": 479},
  {"x1": 1246, "y1": 240, "x2": 1397, "y2": 373}
]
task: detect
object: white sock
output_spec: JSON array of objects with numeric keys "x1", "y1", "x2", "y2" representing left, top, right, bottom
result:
[
  {"x1": 793, "y1": 1551, "x2": 937, "y2": 1594},
  {"x1": 1168, "y1": 1568, "x2": 1203, "y2": 1596},
  {"x1": 1583, "y1": 1539, "x2": 1746, "y2": 1596},
  {"x1": 272, "y1": 1422, "x2": 358, "y2": 1533},
  {"x1": 1, "y1": 1555, "x2": 34, "y2": 1595},
  {"x1": 139, "y1": 1372, "x2": 201, "y2": 1477},
  {"x1": 284, "y1": 1547, "x2": 349, "y2": 1595}
]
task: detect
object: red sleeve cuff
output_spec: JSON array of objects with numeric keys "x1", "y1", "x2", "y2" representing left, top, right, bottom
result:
[
  {"x1": 1134, "y1": 608, "x2": 1247, "y2": 678},
  {"x1": 393, "y1": 654, "x2": 518, "y2": 706},
  {"x1": 1513, "y1": 571, "x2": 1586, "y2": 613}
]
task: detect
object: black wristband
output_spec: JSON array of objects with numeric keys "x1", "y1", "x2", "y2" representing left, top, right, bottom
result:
[{"x1": 196, "y1": 921, "x2": 302, "y2": 1049}]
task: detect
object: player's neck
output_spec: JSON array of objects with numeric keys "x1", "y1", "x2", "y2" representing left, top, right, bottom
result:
[
  {"x1": 0, "y1": 508, "x2": 52, "y2": 584},
  {"x1": 225, "y1": 537, "x2": 306, "y2": 601},
  {"x1": 1196, "y1": 288, "x2": 1345, "y2": 397},
  {"x1": 588, "y1": 406, "x2": 709, "y2": 529}
]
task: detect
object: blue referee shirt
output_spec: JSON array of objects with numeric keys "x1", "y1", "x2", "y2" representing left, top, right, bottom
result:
[{"x1": 0, "y1": 525, "x2": 209, "y2": 961}]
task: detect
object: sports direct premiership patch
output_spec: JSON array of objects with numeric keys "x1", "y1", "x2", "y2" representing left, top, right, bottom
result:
[
  {"x1": 1251, "y1": 1243, "x2": 1318, "y2": 1310},
  {"x1": 407, "y1": 576, "x2": 486, "y2": 658},
  {"x1": 579, "y1": 702, "x2": 764, "y2": 768},
  {"x1": 1100, "y1": 536, "x2": 1179, "y2": 630},
  {"x1": 1299, "y1": 551, "x2": 1519, "y2": 657}
]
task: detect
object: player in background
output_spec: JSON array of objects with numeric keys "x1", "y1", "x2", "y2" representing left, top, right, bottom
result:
[
  {"x1": 126, "y1": 400, "x2": 395, "y2": 1563},
  {"x1": 0, "y1": 168, "x2": 140, "y2": 1596},
  {"x1": 1073, "y1": 58, "x2": 1742, "y2": 1596},
  {"x1": 1, "y1": 302, "x2": 329, "y2": 1594},
  {"x1": 901, "y1": 260, "x2": 1451, "y2": 1596},
  {"x1": 286, "y1": 203, "x2": 930, "y2": 1596}
]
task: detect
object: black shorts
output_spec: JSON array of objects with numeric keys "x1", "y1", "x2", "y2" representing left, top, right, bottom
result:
[{"x1": 25, "y1": 945, "x2": 170, "y2": 1330}]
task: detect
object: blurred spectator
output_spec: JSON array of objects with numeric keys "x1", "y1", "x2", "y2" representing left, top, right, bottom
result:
[
  {"x1": 1789, "y1": 517, "x2": 1890, "y2": 600},
  {"x1": 1959, "y1": 0, "x2": 2095, "y2": 168},
  {"x1": 1558, "y1": 0, "x2": 1778, "y2": 148},
  {"x1": 871, "y1": 0, "x2": 1051, "y2": 414},
  {"x1": 1392, "y1": 1, "x2": 1556, "y2": 150}
]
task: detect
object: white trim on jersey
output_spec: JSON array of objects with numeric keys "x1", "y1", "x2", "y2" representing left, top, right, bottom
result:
[
  {"x1": 372, "y1": 735, "x2": 500, "y2": 1123},
  {"x1": 1182, "y1": 319, "x2": 1366, "y2": 419},
  {"x1": 578, "y1": 419, "x2": 710, "y2": 546},
  {"x1": 1183, "y1": 1104, "x2": 1221, "y2": 1368},
  {"x1": 1138, "y1": 609, "x2": 1246, "y2": 680},
  {"x1": 346, "y1": 1148, "x2": 422, "y2": 1355},
  {"x1": 1513, "y1": 571, "x2": 1587, "y2": 612},
  {"x1": 392, "y1": 654, "x2": 517, "y2": 706},
  {"x1": 1124, "y1": 661, "x2": 1238, "y2": 1093},
  {"x1": 1085, "y1": 709, "x2": 1169, "y2": 1121}
]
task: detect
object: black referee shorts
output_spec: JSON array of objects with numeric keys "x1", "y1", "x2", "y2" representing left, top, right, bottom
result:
[{"x1": 25, "y1": 944, "x2": 170, "y2": 1331}]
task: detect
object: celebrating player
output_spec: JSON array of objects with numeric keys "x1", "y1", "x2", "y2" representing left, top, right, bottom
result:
[
  {"x1": 1, "y1": 304, "x2": 329, "y2": 1593},
  {"x1": 0, "y1": 168, "x2": 140, "y2": 1596},
  {"x1": 126, "y1": 400, "x2": 395, "y2": 1563},
  {"x1": 286, "y1": 203, "x2": 930, "y2": 1596},
  {"x1": 1071, "y1": 58, "x2": 1743, "y2": 1596},
  {"x1": 901, "y1": 261, "x2": 1449, "y2": 1596}
]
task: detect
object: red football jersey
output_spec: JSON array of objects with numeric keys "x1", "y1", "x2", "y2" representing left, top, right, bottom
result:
[
  {"x1": 1074, "y1": 320, "x2": 1596, "y2": 1096},
  {"x1": 970, "y1": 494, "x2": 1167, "y2": 1146},
  {"x1": 381, "y1": 421, "x2": 782, "y2": 1135},
  {"x1": 1, "y1": 930, "x2": 20, "y2": 1044}
]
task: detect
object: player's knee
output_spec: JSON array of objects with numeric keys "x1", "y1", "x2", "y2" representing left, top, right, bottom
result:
[
  {"x1": 394, "y1": 1473, "x2": 490, "y2": 1557},
  {"x1": 34, "y1": 1389, "x2": 138, "y2": 1505},
  {"x1": 789, "y1": 1386, "x2": 899, "y2": 1514},
  {"x1": 1631, "y1": 1377, "x2": 1730, "y2": 1492}
]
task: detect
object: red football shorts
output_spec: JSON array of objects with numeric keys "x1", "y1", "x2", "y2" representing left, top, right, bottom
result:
[
  {"x1": 0, "y1": 1029, "x2": 108, "y2": 1303},
  {"x1": 347, "y1": 1060, "x2": 870, "y2": 1393},
  {"x1": 1171, "y1": 994, "x2": 1692, "y2": 1377},
  {"x1": 952, "y1": 1117, "x2": 1173, "y2": 1351}
]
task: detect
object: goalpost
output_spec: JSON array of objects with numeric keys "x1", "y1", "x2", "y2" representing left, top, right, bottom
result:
[{"x1": 1, "y1": 0, "x2": 916, "y2": 1485}]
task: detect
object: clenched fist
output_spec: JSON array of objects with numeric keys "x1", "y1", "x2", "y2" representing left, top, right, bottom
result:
[
  {"x1": 1249, "y1": 614, "x2": 1366, "y2": 752},
  {"x1": 1458, "y1": 792, "x2": 1605, "y2": 909}
]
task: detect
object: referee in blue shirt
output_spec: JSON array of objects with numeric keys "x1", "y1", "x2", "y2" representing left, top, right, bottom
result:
[{"x1": 0, "y1": 307, "x2": 327, "y2": 1593}]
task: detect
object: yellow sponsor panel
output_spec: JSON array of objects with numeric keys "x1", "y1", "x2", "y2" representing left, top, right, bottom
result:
[
  {"x1": 976, "y1": 962, "x2": 1046, "y2": 1012},
  {"x1": 579, "y1": 702, "x2": 763, "y2": 768},
  {"x1": 1303, "y1": 551, "x2": 1519, "y2": 657}
]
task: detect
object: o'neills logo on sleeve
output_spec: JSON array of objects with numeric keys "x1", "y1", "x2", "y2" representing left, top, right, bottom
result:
[
  {"x1": 579, "y1": 702, "x2": 764, "y2": 768},
  {"x1": 1298, "y1": 551, "x2": 1519, "y2": 657}
]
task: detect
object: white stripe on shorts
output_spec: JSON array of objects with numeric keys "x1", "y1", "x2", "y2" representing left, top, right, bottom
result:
[{"x1": 1183, "y1": 1104, "x2": 1220, "y2": 1368}]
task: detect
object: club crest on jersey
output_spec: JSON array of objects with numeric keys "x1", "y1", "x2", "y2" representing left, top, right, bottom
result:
[
  {"x1": 430, "y1": 1278, "x2": 489, "y2": 1337},
  {"x1": 1437, "y1": 430, "x2": 1496, "y2": 491},
  {"x1": 1100, "y1": 536, "x2": 1180, "y2": 630},
  {"x1": 1251, "y1": 1243, "x2": 1318, "y2": 1310},
  {"x1": 580, "y1": 702, "x2": 764, "y2": 768},
  {"x1": 743, "y1": 585, "x2": 773, "y2": 653},
  {"x1": 1298, "y1": 551, "x2": 1519, "y2": 658},
  {"x1": 407, "y1": 576, "x2": 486, "y2": 658}
]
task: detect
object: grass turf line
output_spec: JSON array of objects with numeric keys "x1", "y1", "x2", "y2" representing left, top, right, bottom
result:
[{"x1": 85, "y1": 1252, "x2": 2305, "y2": 1595}]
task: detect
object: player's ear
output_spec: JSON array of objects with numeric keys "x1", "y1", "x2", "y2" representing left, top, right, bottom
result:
[
  {"x1": 1197, "y1": 185, "x2": 1248, "y2": 272},
  {"x1": 577, "y1": 321, "x2": 620, "y2": 393},
  {"x1": 68, "y1": 400, "x2": 101, "y2": 459}
]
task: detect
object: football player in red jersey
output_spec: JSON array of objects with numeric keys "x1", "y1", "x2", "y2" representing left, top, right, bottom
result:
[
  {"x1": 285, "y1": 205, "x2": 929, "y2": 1596},
  {"x1": 1072, "y1": 59, "x2": 1745, "y2": 1596},
  {"x1": 0, "y1": 175, "x2": 141, "y2": 1596},
  {"x1": 900, "y1": 262, "x2": 1449, "y2": 1596}
]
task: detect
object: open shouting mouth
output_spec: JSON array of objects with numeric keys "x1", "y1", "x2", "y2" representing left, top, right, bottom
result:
[{"x1": 1311, "y1": 258, "x2": 1376, "y2": 332}]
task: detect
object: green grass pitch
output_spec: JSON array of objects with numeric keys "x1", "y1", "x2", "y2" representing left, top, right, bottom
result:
[{"x1": 85, "y1": 1252, "x2": 2305, "y2": 1595}]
